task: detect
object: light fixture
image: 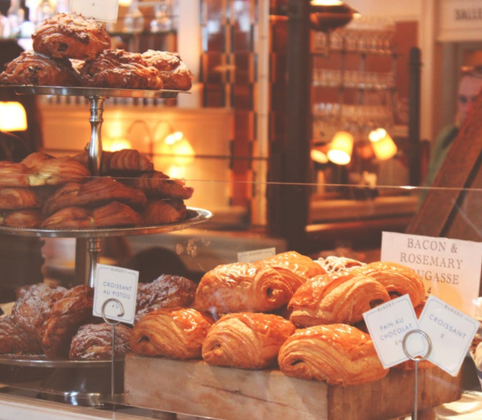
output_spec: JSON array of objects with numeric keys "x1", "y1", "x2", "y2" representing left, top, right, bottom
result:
[
  {"x1": 119, "y1": 0, "x2": 133, "y2": 6},
  {"x1": 369, "y1": 128, "x2": 398, "y2": 160},
  {"x1": 0, "y1": 102, "x2": 27, "y2": 131},
  {"x1": 157, "y1": 130, "x2": 195, "y2": 166},
  {"x1": 103, "y1": 138, "x2": 132, "y2": 152},
  {"x1": 327, "y1": 131, "x2": 353, "y2": 165},
  {"x1": 310, "y1": 0, "x2": 359, "y2": 33},
  {"x1": 310, "y1": 143, "x2": 329, "y2": 164}
]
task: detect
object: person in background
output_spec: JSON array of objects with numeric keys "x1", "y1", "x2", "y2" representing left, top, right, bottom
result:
[{"x1": 424, "y1": 66, "x2": 482, "y2": 189}]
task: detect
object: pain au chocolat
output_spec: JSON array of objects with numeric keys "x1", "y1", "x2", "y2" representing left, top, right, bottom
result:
[
  {"x1": 278, "y1": 324, "x2": 388, "y2": 386},
  {"x1": 131, "y1": 308, "x2": 214, "y2": 359},
  {"x1": 202, "y1": 312, "x2": 296, "y2": 369}
]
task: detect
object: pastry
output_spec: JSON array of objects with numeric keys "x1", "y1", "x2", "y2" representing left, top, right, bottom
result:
[
  {"x1": 142, "y1": 199, "x2": 187, "y2": 225},
  {"x1": 352, "y1": 261, "x2": 425, "y2": 307},
  {"x1": 136, "y1": 274, "x2": 197, "y2": 322},
  {"x1": 0, "y1": 316, "x2": 42, "y2": 355},
  {"x1": 0, "y1": 162, "x2": 31, "y2": 187},
  {"x1": 289, "y1": 271, "x2": 390, "y2": 327},
  {"x1": 131, "y1": 308, "x2": 214, "y2": 359},
  {"x1": 194, "y1": 262, "x2": 304, "y2": 315},
  {"x1": 0, "y1": 51, "x2": 79, "y2": 86},
  {"x1": 202, "y1": 312, "x2": 296, "y2": 369},
  {"x1": 39, "y1": 285, "x2": 94, "y2": 359},
  {"x1": 129, "y1": 171, "x2": 194, "y2": 200},
  {"x1": 69, "y1": 323, "x2": 132, "y2": 360},
  {"x1": 80, "y1": 49, "x2": 163, "y2": 90},
  {"x1": 42, "y1": 178, "x2": 147, "y2": 216},
  {"x1": 0, "y1": 209, "x2": 43, "y2": 228},
  {"x1": 29, "y1": 156, "x2": 91, "y2": 186},
  {"x1": 142, "y1": 50, "x2": 192, "y2": 90},
  {"x1": 106, "y1": 149, "x2": 154, "y2": 173},
  {"x1": 0, "y1": 188, "x2": 42, "y2": 210},
  {"x1": 21, "y1": 152, "x2": 54, "y2": 169},
  {"x1": 316, "y1": 256, "x2": 365, "y2": 272},
  {"x1": 32, "y1": 13, "x2": 111, "y2": 60},
  {"x1": 41, "y1": 206, "x2": 93, "y2": 229},
  {"x1": 278, "y1": 324, "x2": 388, "y2": 386}
]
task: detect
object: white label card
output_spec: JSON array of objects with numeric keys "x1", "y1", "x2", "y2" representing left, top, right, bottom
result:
[
  {"x1": 93, "y1": 264, "x2": 138, "y2": 325},
  {"x1": 418, "y1": 295, "x2": 479, "y2": 377},
  {"x1": 363, "y1": 295, "x2": 424, "y2": 368},
  {"x1": 238, "y1": 248, "x2": 276, "y2": 263},
  {"x1": 381, "y1": 231, "x2": 482, "y2": 317},
  {"x1": 70, "y1": 0, "x2": 119, "y2": 23}
]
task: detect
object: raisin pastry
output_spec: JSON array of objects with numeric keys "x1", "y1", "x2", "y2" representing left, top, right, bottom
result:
[
  {"x1": 69, "y1": 323, "x2": 132, "y2": 360},
  {"x1": 0, "y1": 316, "x2": 42, "y2": 355},
  {"x1": 32, "y1": 13, "x2": 111, "y2": 60},
  {"x1": 289, "y1": 271, "x2": 390, "y2": 327},
  {"x1": 278, "y1": 324, "x2": 388, "y2": 386},
  {"x1": 131, "y1": 308, "x2": 214, "y2": 359},
  {"x1": 142, "y1": 50, "x2": 192, "y2": 91},
  {"x1": 202, "y1": 313, "x2": 296, "y2": 369}
]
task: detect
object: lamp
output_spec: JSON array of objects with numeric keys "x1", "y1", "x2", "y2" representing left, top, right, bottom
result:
[
  {"x1": 0, "y1": 102, "x2": 27, "y2": 131},
  {"x1": 369, "y1": 128, "x2": 398, "y2": 160},
  {"x1": 327, "y1": 131, "x2": 353, "y2": 165},
  {"x1": 157, "y1": 130, "x2": 195, "y2": 166},
  {"x1": 310, "y1": 143, "x2": 329, "y2": 164},
  {"x1": 119, "y1": 0, "x2": 133, "y2": 6},
  {"x1": 310, "y1": 0, "x2": 360, "y2": 33}
]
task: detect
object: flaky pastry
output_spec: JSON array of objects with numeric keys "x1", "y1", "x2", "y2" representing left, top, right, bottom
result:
[
  {"x1": 129, "y1": 171, "x2": 194, "y2": 200},
  {"x1": 0, "y1": 209, "x2": 43, "y2": 228},
  {"x1": 0, "y1": 188, "x2": 42, "y2": 210},
  {"x1": 142, "y1": 199, "x2": 187, "y2": 225},
  {"x1": 142, "y1": 50, "x2": 192, "y2": 91},
  {"x1": 0, "y1": 316, "x2": 42, "y2": 355}
]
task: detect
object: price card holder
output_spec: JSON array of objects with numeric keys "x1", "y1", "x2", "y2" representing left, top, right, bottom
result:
[{"x1": 70, "y1": 0, "x2": 119, "y2": 22}]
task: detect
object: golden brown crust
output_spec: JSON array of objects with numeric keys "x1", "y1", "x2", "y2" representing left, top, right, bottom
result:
[
  {"x1": 29, "y1": 156, "x2": 91, "y2": 186},
  {"x1": 41, "y1": 206, "x2": 93, "y2": 229},
  {"x1": 142, "y1": 50, "x2": 192, "y2": 91},
  {"x1": 0, "y1": 51, "x2": 79, "y2": 86},
  {"x1": 131, "y1": 308, "x2": 214, "y2": 359},
  {"x1": 278, "y1": 324, "x2": 388, "y2": 386},
  {"x1": 0, "y1": 209, "x2": 43, "y2": 228},
  {"x1": 106, "y1": 149, "x2": 154, "y2": 173},
  {"x1": 130, "y1": 171, "x2": 194, "y2": 200},
  {"x1": 0, "y1": 188, "x2": 42, "y2": 210},
  {"x1": 136, "y1": 274, "x2": 197, "y2": 322},
  {"x1": 21, "y1": 152, "x2": 55, "y2": 169},
  {"x1": 0, "y1": 316, "x2": 42, "y2": 355},
  {"x1": 142, "y1": 199, "x2": 187, "y2": 225},
  {"x1": 352, "y1": 262, "x2": 426, "y2": 307},
  {"x1": 202, "y1": 313, "x2": 296, "y2": 369},
  {"x1": 32, "y1": 13, "x2": 111, "y2": 60},
  {"x1": 0, "y1": 162, "x2": 31, "y2": 187},
  {"x1": 80, "y1": 50, "x2": 163, "y2": 89},
  {"x1": 69, "y1": 323, "x2": 132, "y2": 360},
  {"x1": 195, "y1": 262, "x2": 303, "y2": 315},
  {"x1": 288, "y1": 271, "x2": 390, "y2": 327}
]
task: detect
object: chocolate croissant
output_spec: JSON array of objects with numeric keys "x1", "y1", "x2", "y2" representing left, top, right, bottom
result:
[
  {"x1": 352, "y1": 261, "x2": 425, "y2": 307},
  {"x1": 289, "y1": 271, "x2": 390, "y2": 327},
  {"x1": 194, "y1": 262, "x2": 304, "y2": 315},
  {"x1": 202, "y1": 312, "x2": 296, "y2": 369},
  {"x1": 131, "y1": 308, "x2": 214, "y2": 359},
  {"x1": 278, "y1": 324, "x2": 388, "y2": 386}
]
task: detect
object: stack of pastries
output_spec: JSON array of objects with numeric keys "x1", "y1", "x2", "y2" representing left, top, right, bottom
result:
[
  {"x1": 0, "y1": 149, "x2": 194, "y2": 229},
  {"x1": 0, "y1": 12, "x2": 192, "y2": 91}
]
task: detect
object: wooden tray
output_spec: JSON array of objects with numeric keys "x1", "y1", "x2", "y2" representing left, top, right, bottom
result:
[{"x1": 124, "y1": 354, "x2": 462, "y2": 420}]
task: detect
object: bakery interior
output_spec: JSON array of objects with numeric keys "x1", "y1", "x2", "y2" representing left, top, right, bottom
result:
[{"x1": 1, "y1": 0, "x2": 482, "y2": 419}]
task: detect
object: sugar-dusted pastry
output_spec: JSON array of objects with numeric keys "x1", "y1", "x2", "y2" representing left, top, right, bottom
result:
[
  {"x1": 202, "y1": 312, "x2": 296, "y2": 369},
  {"x1": 32, "y1": 13, "x2": 111, "y2": 60},
  {"x1": 195, "y1": 262, "x2": 305, "y2": 315},
  {"x1": 0, "y1": 316, "x2": 42, "y2": 355},
  {"x1": 142, "y1": 50, "x2": 192, "y2": 91},
  {"x1": 352, "y1": 261, "x2": 425, "y2": 307},
  {"x1": 289, "y1": 271, "x2": 390, "y2": 327},
  {"x1": 278, "y1": 324, "x2": 388, "y2": 386},
  {"x1": 39, "y1": 285, "x2": 94, "y2": 359},
  {"x1": 0, "y1": 188, "x2": 42, "y2": 210},
  {"x1": 0, "y1": 209, "x2": 43, "y2": 228},
  {"x1": 136, "y1": 274, "x2": 197, "y2": 322},
  {"x1": 43, "y1": 178, "x2": 147, "y2": 216},
  {"x1": 0, "y1": 51, "x2": 79, "y2": 86},
  {"x1": 80, "y1": 49, "x2": 163, "y2": 90},
  {"x1": 142, "y1": 199, "x2": 187, "y2": 225},
  {"x1": 129, "y1": 171, "x2": 194, "y2": 200},
  {"x1": 69, "y1": 323, "x2": 132, "y2": 360},
  {"x1": 131, "y1": 308, "x2": 214, "y2": 359},
  {"x1": 316, "y1": 256, "x2": 365, "y2": 273}
]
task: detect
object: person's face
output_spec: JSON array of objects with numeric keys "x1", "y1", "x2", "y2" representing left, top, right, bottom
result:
[{"x1": 457, "y1": 75, "x2": 482, "y2": 125}]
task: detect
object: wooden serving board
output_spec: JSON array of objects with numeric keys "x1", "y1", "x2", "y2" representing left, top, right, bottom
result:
[{"x1": 124, "y1": 354, "x2": 462, "y2": 420}]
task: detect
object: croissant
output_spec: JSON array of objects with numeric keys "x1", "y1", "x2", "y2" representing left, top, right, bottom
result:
[
  {"x1": 142, "y1": 50, "x2": 192, "y2": 91},
  {"x1": 69, "y1": 323, "x2": 132, "y2": 360},
  {"x1": 278, "y1": 324, "x2": 388, "y2": 386},
  {"x1": 41, "y1": 206, "x2": 93, "y2": 229},
  {"x1": 289, "y1": 271, "x2": 390, "y2": 327},
  {"x1": 21, "y1": 152, "x2": 55, "y2": 169},
  {"x1": 92, "y1": 201, "x2": 142, "y2": 228},
  {"x1": 202, "y1": 313, "x2": 296, "y2": 369},
  {"x1": 0, "y1": 209, "x2": 43, "y2": 228},
  {"x1": 32, "y1": 13, "x2": 111, "y2": 60},
  {"x1": 0, "y1": 188, "x2": 42, "y2": 210},
  {"x1": 142, "y1": 199, "x2": 187, "y2": 225},
  {"x1": 129, "y1": 171, "x2": 194, "y2": 200},
  {"x1": 0, "y1": 316, "x2": 42, "y2": 355},
  {"x1": 352, "y1": 262, "x2": 425, "y2": 307},
  {"x1": 30, "y1": 156, "x2": 91, "y2": 186},
  {"x1": 0, "y1": 162, "x2": 30, "y2": 187},
  {"x1": 194, "y1": 262, "x2": 303, "y2": 315},
  {"x1": 131, "y1": 308, "x2": 214, "y2": 359}
]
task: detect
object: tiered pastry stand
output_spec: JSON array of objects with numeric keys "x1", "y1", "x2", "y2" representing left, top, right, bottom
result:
[{"x1": 0, "y1": 85, "x2": 212, "y2": 406}]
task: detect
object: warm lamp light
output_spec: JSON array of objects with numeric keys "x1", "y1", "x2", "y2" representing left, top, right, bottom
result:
[
  {"x1": 156, "y1": 131, "x2": 195, "y2": 166},
  {"x1": 310, "y1": 0, "x2": 359, "y2": 33},
  {"x1": 369, "y1": 128, "x2": 398, "y2": 160},
  {"x1": 327, "y1": 131, "x2": 353, "y2": 165},
  {"x1": 311, "y1": 144, "x2": 329, "y2": 164},
  {"x1": 0, "y1": 102, "x2": 27, "y2": 131},
  {"x1": 119, "y1": 0, "x2": 133, "y2": 6},
  {"x1": 103, "y1": 138, "x2": 132, "y2": 152}
]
